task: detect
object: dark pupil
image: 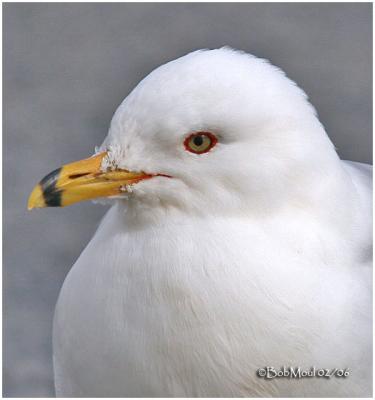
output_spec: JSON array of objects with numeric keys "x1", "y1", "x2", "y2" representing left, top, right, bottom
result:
[{"x1": 193, "y1": 135, "x2": 204, "y2": 146}]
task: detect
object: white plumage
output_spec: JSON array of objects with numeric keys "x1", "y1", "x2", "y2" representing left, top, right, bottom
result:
[{"x1": 53, "y1": 48, "x2": 372, "y2": 397}]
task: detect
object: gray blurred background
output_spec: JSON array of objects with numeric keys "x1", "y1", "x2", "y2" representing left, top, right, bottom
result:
[{"x1": 3, "y1": 3, "x2": 372, "y2": 397}]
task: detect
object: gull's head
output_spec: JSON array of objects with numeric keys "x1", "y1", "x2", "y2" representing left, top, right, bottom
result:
[{"x1": 28, "y1": 48, "x2": 338, "y2": 219}]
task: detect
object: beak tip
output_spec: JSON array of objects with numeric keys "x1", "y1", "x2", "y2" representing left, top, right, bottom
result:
[{"x1": 27, "y1": 184, "x2": 46, "y2": 211}]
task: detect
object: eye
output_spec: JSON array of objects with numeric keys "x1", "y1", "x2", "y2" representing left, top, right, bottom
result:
[{"x1": 184, "y1": 132, "x2": 218, "y2": 154}]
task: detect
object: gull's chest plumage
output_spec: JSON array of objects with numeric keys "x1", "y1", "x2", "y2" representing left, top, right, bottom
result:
[{"x1": 53, "y1": 205, "x2": 371, "y2": 397}]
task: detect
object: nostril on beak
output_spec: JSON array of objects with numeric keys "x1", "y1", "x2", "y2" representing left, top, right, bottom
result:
[{"x1": 69, "y1": 173, "x2": 90, "y2": 179}]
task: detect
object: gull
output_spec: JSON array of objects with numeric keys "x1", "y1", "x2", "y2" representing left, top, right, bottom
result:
[{"x1": 28, "y1": 48, "x2": 372, "y2": 397}]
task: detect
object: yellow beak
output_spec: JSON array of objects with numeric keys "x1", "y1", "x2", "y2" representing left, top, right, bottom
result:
[{"x1": 27, "y1": 152, "x2": 152, "y2": 209}]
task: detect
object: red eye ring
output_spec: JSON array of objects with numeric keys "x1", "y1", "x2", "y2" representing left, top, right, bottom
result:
[{"x1": 184, "y1": 132, "x2": 218, "y2": 154}]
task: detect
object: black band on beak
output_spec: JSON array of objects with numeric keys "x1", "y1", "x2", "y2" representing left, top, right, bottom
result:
[{"x1": 40, "y1": 167, "x2": 63, "y2": 207}]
